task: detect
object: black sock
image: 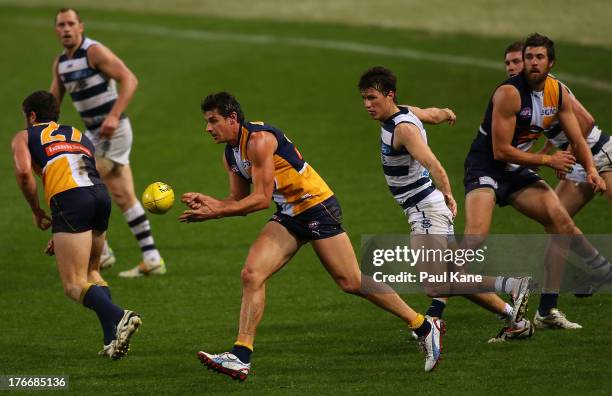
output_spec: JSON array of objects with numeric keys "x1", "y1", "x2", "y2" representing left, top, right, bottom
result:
[
  {"x1": 538, "y1": 293, "x2": 559, "y2": 317},
  {"x1": 230, "y1": 345, "x2": 252, "y2": 364},
  {"x1": 82, "y1": 285, "x2": 124, "y2": 345},
  {"x1": 413, "y1": 319, "x2": 432, "y2": 338},
  {"x1": 425, "y1": 299, "x2": 446, "y2": 319}
]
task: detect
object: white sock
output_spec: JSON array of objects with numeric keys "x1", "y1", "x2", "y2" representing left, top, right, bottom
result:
[
  {"x1": 495, "y1": 277, "x2": 518, "y2": 294},
  {"x1": 123, "y1": 202, "x2": 162, "y2": 264}
]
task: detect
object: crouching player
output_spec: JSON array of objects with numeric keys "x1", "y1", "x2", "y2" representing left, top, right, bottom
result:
[{"x1": 11, "y1": 91, "x2": 141, "y2": 359}]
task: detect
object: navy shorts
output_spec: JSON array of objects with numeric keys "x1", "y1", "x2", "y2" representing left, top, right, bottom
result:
[
  {"x1": 269, "y1": 196, "x2": 345, "y2": 241},
  {"x1": 464, "y1": 166, "x2": 541, "y2": 207},
  {"x1": 50, "y1": 184, "x2": 111, "y2": 233}
]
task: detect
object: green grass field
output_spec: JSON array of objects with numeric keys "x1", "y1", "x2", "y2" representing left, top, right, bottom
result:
[{"x1": 1, "y1": 3, "x2": 611, "y2": 395}]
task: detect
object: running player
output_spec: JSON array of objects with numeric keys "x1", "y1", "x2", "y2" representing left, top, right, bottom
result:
[
  {"x1": 359, "y1": 66, "x2": 532, "y2": 342},
  {"x1": 503, "y1": 41, "x2": 612, "y2": 298},
  {"x1": 50, "y1": 8, "x2": 165, "y2": 277},
  {"x1": 182, "y1": 92, "x2": 444, "y2": 379},
  {"x1": 463, "y1": 33, "x2": 606, "y2": 329},
  {"x1": 11, "y1": 90, "x2": 141, "y2": 359}
]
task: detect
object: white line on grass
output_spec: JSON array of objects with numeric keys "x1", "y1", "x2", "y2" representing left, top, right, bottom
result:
[{"x1": 24, "y1": 18, "x2": 612, "y2": 93}]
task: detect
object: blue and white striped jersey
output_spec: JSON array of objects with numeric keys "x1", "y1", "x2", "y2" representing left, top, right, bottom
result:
[
  {"x1": 380, "y1": 107, "x2": 438, "y2": 209},
  {"x1": 57, "y1": 37, "x2": 121, "y2": 131}
]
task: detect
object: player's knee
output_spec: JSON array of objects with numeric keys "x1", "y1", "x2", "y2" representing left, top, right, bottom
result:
[
  {"x1": 336, "y1": 276, "x2": 361, "y2": 295},
  {"x1": 546, "y1": 208, "x2": 575, "y2": 234},
  {"x1": 240, "y1": 267, "x2": 264, "y2": 290},
  {"x1": 62, "y1": 282, "x2": 81, "y2": 301}
]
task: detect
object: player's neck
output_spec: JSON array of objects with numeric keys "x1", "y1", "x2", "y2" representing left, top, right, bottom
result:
[
  {"x1": 381, "y1": 104, "x2": 401, "y2": 121},
  {"x1": 64, "y1": 36, "x2": 84, "y2": 58}
]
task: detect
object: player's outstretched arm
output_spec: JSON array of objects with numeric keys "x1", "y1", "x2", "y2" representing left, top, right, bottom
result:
[
  {"x1": 88, "y1": 44, "x2": 139, "y2": 138},
  {"x1": 492, "y1": 85, "x2": 576, "y2": 172},
  {"x1": 179, "y1": 132, "x2": 277, "y2": 222},
  {"x1": 393, "y1": 123, "x2": 457, "y2": 216},
  {"x1": 558, "y1": 85, "x2": 606, "y2": 192},
  {"x1": 49, "y1": 56, "x2": 65, "y2": 104},
  {"x1": 11, "y1": 131, "x2": 51, "y2": 230},
  {"x1": 404, "y1": 105, "x2": 456, "y2": 125}
]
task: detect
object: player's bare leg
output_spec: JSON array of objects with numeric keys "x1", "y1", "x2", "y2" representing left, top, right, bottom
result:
[
  {"x1": 556, "y1": 175, "x2": 612, "y2": 296},
  {"x1": 602, "y1": 172, "x2": 612, "y2": 203},
  {"x1": 556, "y1": 179, "x2": 594, "y2": 216},
  {"x1": 198, "y1": 221, "x2": 301, "y2": 380},
  {"x1": 312, "y1": 232, "x2": 420, "y2": 323},
  {"x1": 236, "y1": 221, "x2": 301, "y2": 346},
  {"x1": 88, "y1": 230, "x2": 108, "y2": 285},
  {"x1": 511, "y1": 181, "x2": 582, "y2": 329},
  {"x1": 462, "y1": 188, "x2": 522, "y2": 318},
  {"x1": 55, "y1": 230, "x2": 137, "y2": 357},
  {"x1": 312, "y1": 232, "x2": 444, "y2": 371},
  {"x1": 97, "y1": 160, "x2": 138, "y2": 212},
  {"x1": 54, "y1": 231, "x2": 93, "y2": 301}
]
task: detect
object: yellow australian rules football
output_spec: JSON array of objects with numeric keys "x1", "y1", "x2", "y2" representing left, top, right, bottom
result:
[{"x1": 142, "y1": 182, "x2": 175, "y2": 214}]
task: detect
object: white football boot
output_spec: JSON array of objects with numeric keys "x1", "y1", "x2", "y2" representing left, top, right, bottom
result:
[
  {"x1": 110, "y1": 310, "x2": 142, "y2": 360},
  {"x1": 197, "y1": 351, "x2": 250, "y2": 381},
  {"x1": 417, "y1": 317, "x2": 445, "y2": 372},
  {"x1": 509, "y1": 277, "x2": 532, "y2": 324},
  {"x1": 118, "y1": 258, "x2": 166, "y2": 278},
  {"x1": 488, "y1": 319, "x2": 534, "y2": 343},
  {"x1": 533, "y1": 308, "x2": 582, "y2": 330}
]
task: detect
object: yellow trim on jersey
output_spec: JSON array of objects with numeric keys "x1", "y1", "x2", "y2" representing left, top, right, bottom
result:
[{"x1": 542, "y1": 76, "x2": 561, "y2": 130}]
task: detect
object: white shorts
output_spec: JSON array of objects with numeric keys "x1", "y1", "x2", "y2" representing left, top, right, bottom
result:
[
  {"x1": 85, "y1": 117, "x2": 133, "y2": 165},
  {"x1": 565, "y1": 138, "x2": 612, "y2": 183},
  {"x1": 405, "y1": 194, "x2": 454, "y2": 236}
]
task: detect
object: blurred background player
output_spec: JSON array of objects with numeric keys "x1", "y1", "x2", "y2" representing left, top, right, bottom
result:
[
  {"x1": 463, "y1": 33, "x2": 606, "y2": 330},
  {"x1": 359, "y1": 66, "x2": 532, "y2": 342},
  {"x1": 11, "y1": 90, "x2": 141, "y2": 359},
  {"x1": 182, "y1": 92, "x2": 445, "y2": 379},
  {"x1": 503, "y1": 41, "x2": 612, "y2": 298},
  {"x1": 50, "y1": 8, "x2": 165, "y2": 277}
]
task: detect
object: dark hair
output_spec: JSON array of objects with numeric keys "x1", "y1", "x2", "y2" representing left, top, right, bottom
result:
[
  {"x1": 55, "y1": 8, "x2": 82, "y2": 23},
  {"x1": 504, "y1": 41, "x2": 524, "y2": 57},
  {"x1": 201, "y1": 92, "x2": 245, "y2": 123},
  {"x1": 523, "y1": 33, "x2": 555, "y2": 62},
  {"x1": 22, "y1": 91, "x2": 60, "y2": 122},
  {"x1": 358, "y1": 66, "x2": 397, "y2": 97}
]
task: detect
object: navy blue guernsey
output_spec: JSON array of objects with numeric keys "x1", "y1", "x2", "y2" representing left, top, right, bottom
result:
[{"x1": 466, "y1": 73, "x2": 563, "y2": 173}]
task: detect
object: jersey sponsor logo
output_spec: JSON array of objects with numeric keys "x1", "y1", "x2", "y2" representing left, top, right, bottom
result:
[
  {"x1": 421, "y1": 169, "x2": 430, "y2": 178},
  {"x1": 519, "y1": 107, "x2": 532, "y2": 118},
  {"x1": 478, "y1": 176, "x2": 498, "y2": 189},
  {"x1": 542, "y1": 107, "x2": 558, "y2": 116},
  {"x1": 44, "y1": 142, "x2": 92, "y2": 157},
  {"x1": 231, "y1": 165, "x2": 240, "y2": 174}
]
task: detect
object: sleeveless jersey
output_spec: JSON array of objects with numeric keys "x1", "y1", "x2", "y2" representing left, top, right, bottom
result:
[
  {"x1": 468, "y1": 73, "x2": 563, "y2": 172},
  {"x1": 57, "y1": 37, "x2": 120, "y2": 131},
  {"x1": 543, "y1": 81, "x2": 610, "y2": 155},
  {"x1": 224, "y1": 121, "x2": 334, "y2": 216},
  {"x1": 380, "y1": 107, "x2": 438, "y2": 209},
  {"x1": 27, "y1": 122, "x2": 102, "y2": 203}
]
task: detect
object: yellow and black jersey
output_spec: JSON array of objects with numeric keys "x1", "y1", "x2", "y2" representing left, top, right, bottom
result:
[
  {"x1": 224, "y1": 121, "x2": 334, "y2": 216},
  {"x1": 27, "y1": 122, "x2": 103, "y2": 203}
]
